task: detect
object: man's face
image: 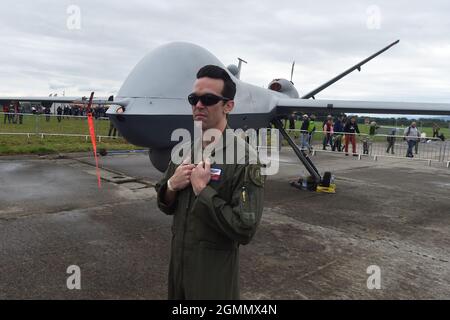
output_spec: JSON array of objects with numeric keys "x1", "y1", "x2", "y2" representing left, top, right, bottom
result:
[
  {"x1": 191, "y1": 77, "x2": 234, "y2": 131},
  {"x1": 411, "y1": 122, "x2": 416, "y2": 128}
]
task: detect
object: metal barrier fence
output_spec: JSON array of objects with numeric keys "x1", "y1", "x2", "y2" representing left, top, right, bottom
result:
[
  {"x1": 0, "y1": 112, "x2": 120, "y2": 140},
  {"x1": 284, "y1": 129, "x2": 450, "y2": 167},
  {"x1": 1, "y1": 112, "x2": 449, "y2": 167}
]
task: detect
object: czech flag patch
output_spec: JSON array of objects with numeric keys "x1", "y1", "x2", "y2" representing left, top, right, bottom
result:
[{"x1": 210, "y1": 168, "x2": 222, "y2": 181}]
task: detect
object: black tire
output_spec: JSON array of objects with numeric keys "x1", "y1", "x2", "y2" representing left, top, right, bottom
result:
[{"x1": 321, "y1": 171, "x2": 332, "y2": 187}]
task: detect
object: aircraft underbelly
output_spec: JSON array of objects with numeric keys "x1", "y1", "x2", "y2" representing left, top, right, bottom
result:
[{"x1": 108, "y1": 113, "x2": 271, "y2": 149}]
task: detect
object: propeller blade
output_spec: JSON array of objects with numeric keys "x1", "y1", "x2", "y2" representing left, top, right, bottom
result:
[{"x1": 290, "y1": 61, "x2": 295, "y2": 83}]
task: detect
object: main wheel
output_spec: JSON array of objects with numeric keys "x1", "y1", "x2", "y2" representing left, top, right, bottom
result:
[{"x1": 321, "y1": 171, "x2": 332, "y2": 187}]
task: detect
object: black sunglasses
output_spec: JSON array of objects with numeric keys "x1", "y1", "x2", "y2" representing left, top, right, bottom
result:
[{"x1": 188, "y1": 93, "x2": 230, "y2": 106}]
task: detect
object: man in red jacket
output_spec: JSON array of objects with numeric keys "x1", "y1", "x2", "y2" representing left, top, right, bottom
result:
[{"x1": 3, "y1": 104, "x2": 10, "y2": 124}]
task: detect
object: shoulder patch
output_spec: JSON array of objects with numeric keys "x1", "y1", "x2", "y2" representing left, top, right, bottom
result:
[{"x1": 247, "y1": 165, "x2": 264, "y2": 187}]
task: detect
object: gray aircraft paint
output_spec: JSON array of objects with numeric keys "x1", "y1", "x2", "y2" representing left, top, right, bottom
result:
[
  {"x1": 107, "y1": 42, "x2": 284, "y2": 149},
  {"x1": 2, "y1": 41, "x2": 450, "y2": 171},
  {"x1": 106, "y1": 41, "x2": 450, "y2": 153}
]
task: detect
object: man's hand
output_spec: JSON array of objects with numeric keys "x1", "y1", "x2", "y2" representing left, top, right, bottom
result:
[
  {"x1": 168, "y1": 158, "x2": 195, "y2": 191},
  {"x1": 163, "y1": 158, "x2": 194, "y2": 206},
  {"x1": 191, "y1": 159, "x2": 211, "y2": 196}
]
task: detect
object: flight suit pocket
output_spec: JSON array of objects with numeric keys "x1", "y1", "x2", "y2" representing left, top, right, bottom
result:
[
  {"x1": 240, "y1": 211, "x2": 256, "y2": 228},
  {"x1": 192, "y1": 211, "x2": 234, "y2": 248}
]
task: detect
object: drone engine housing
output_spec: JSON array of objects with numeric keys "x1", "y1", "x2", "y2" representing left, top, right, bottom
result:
[{"x1": 268, "y1": 78, "x2": 299, "y2": 98}]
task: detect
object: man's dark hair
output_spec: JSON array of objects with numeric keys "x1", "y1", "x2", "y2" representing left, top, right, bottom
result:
[{"x1": 196, "y1": 65, "x2": 236, "y2": 100}]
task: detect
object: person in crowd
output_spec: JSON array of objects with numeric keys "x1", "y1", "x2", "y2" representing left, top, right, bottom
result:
[
  {"x1": 17, "y1": 103, "x2": 23, "y2": 124},
  {"x1": 300, "y1": 114, "x2": 310, "y2": 151},
  {"x1": 288, "y1": 112, "x2": 297, "y2": 138},
  {"x1": 386, "y1": 128, "x2": 396, "y2": 154},
  {"x1": 344, "y1": 116, "x2": 360, "y2": 156},
  {"x1": 415, "y1": 127, "x2": 422, "y2": 155},
  {"x1": 322, "y1": 117, "x2": 334, "y2": 150},
  {"x1": 432, "y1": 123, "x2": 440, "y2": 138},
  {"x1": 57, "y1": 105, "x2": 63, "y2": 122},
  {"x1": 44, "y1": 106, "x2": 51, "y2": 122},
  {"x1": 332, "y1": 115, "x2": 344, "y2": 152},
  {"x1": 404, "y1": 121, "x2": 420, "y2": 158},
  {"x1": 307, "y1": 114, "x2": 316, "y2": 151},
  {"x1": 369, "y1": 121, "x2": 380, "y2": 136},
  {"x1": 3, "y1": 104, "x2": 10, "y2": 124}
]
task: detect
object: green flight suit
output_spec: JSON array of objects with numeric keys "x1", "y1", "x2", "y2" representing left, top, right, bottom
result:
[{"x1": 155, "y1": 129, "x2": 265, "y2": 300}]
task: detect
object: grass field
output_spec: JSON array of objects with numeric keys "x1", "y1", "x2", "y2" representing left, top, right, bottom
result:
[
  {"x1": 0, "y1": 113, "x2": 140, "y2": 155},
  {"x1": 0, "y1": 135, "x2": 141, "y2": 155},
  {"x1": 0, "y1": 113, "x2": 448, "y2": 155},
  {"x1": 0, "y1": 113, "x2": 111, "y2": 136}
]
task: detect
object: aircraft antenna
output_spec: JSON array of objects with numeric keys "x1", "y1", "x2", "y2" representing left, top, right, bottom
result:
[
  {"x1": 290, "y1": 61, "x2": 295, "y2": 83},
  {"x1": 237, "y1": 57, "x2": 247, "y2": 79}
]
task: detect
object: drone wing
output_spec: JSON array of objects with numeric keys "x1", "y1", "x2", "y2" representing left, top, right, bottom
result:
[
  {"x1": 0, "y1": 96, "x2": 115, "y2": 106},
  {"x1": 275, "y1": 98, "x2": 450, "y2": 116}
]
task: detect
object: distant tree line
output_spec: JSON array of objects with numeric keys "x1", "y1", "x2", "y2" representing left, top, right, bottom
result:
[
  {"x1": 356, "y1": 117, "x2": 449, "y2": 127},
  {"x1": 289, "y1": 111, "x2": 449, "y2": 127}
]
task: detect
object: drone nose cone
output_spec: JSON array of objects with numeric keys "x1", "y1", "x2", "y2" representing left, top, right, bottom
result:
[
  {"x1": 117, "y1": 42, "x2": 228, "y2": 100},
  {"x1": 108, "y1": 42, "x2": 244, "y2": 149}
]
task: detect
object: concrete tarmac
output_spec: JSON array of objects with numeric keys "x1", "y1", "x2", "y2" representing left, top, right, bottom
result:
[{"x1": 0, "y1": 149, "x2": 449, "y2": 299}]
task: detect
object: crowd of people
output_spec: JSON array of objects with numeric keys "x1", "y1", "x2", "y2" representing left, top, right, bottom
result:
[
  {"x1": 2, "y1": 104, "x2": 109, "y2": 123},
  {"x1": 2, "y1": 103, "x2": 119, "y2": 137},
  {"x1": 2, "y1": 103, "x2": 24, "y2": 124},
  {"x1": 285, "y1": 113, "x2": 446, "y2": 158},
  {"x1": 2, "y1": 103, "x2": 109, "y2": 122},
  {"x1": 295, "y1": 113, "x2": 363, "y2": 156},
  {"x1": 56, "y1": 105, "x2": 108, "y2": 121}
]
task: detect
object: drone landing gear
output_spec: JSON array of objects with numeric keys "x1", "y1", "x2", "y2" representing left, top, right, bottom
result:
[{"x1": 271, "y1": 118, "x2": 335, "y2": 193}]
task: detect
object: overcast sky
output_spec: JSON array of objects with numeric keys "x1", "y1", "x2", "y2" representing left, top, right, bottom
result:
[{"x1": 1, "y1": 0, "x2": 449, "y2": 104}]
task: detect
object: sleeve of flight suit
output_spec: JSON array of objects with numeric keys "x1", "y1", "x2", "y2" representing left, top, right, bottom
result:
[
  {"x1": 155, "y1": 161, "x2": 178, "y2": 215},
  {"x1": 192, "y1": 163, "x2": 265, "y2": 245}
]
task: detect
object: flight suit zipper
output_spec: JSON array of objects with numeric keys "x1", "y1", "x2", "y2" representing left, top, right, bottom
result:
[{"x1": 180, "y1": 187, "x2": 193, "y2": 293}]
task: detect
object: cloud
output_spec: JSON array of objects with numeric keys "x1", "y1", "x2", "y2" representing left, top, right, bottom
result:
[{"x1": 0, "y1": 0, "x2": 448, "y2": 104}]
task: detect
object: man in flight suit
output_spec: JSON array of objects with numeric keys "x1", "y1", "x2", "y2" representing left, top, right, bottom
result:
[{"x1": 155, "y1": 65, "x2": 265, "y2": 300}]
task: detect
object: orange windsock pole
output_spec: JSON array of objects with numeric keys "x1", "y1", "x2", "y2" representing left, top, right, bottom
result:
[{"x1": 86, "y1": 92, "x2": 101, "y2": 188}]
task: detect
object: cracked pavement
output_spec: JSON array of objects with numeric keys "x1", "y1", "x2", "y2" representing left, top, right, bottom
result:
[{"x1": 0, "y1": 149, "x2": 449, "y2": 299}]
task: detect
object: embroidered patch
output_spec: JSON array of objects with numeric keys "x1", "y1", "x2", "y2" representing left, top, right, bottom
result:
[
  {"x1": 247, "y1": 165, "x2": 264, "y2": 187},
  {"x1": 210, "y1": 168, "x2": 222, "y2": 181}
]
